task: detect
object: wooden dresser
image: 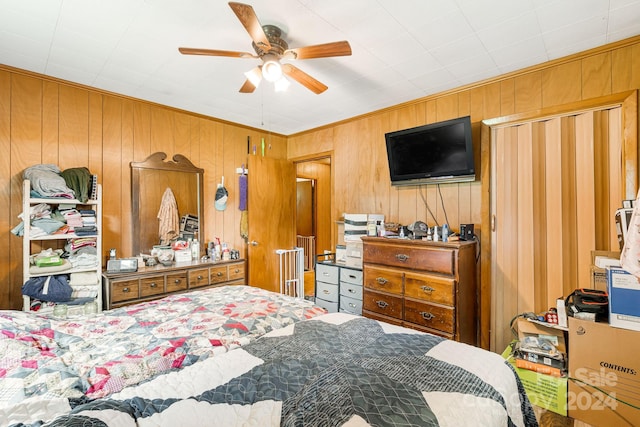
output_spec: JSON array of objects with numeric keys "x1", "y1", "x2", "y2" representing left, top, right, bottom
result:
[
  {"x1": 102, "y1": 259, "x2": 245, "y2": 309},
  {"x1": 361, "y1": 237, "x2": 477, "y2": 345}
]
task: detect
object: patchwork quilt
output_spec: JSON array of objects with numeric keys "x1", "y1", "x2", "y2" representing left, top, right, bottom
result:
[
  {"x1": 0, "y1": 285, "x2": 325, "y2": 418},
  {"x1": 16, "y1": 313, "x2": 538, "y2": 427}
]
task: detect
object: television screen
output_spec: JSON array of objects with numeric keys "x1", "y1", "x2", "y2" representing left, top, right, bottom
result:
[{"x1": 385, "y1": 116, "x2": 475, "y2": 186}]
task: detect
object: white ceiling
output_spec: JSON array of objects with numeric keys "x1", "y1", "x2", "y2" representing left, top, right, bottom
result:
[{"x1": 2, "y1": 0, "x2": 640, "y2": 135}]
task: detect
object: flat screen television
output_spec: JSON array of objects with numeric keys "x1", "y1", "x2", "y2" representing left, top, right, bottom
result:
[{"x1": 385, "y1": 115, "x2": 475, "y2": 186}]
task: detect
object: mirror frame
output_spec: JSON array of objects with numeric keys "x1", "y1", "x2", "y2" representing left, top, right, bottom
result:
[{"x1": 131, "y1": 152, "x2": 204, "y2": 256}]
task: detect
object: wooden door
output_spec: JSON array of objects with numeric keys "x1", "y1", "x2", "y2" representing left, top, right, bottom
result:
[
  {"x1": 247, "y1": 156, "x2": 296, "y2": 293},
  {"x1": 489, "y1": 107, "x2": 625, "y2": 353},
  {"x1": 296, "y1": 179, "x2": 314, "y2": 236}
]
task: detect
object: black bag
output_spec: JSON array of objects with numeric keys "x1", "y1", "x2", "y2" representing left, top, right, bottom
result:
[{"x1": 565, "y1": 288, "x2": 608, "y2": 318}]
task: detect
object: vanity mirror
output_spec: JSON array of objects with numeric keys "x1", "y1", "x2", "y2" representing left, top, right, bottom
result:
[{"x1": 131, "y1": 152, "x2": 204, "y2": 256}]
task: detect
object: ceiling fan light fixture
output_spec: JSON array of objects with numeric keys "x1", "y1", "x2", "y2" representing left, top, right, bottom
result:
[
  {"x1": 262, "y1": 55, "x2": 283, "y2": 82},
  {"x1": 274, "y1": 76, "x2": 290, "y2": 92},
  {"x1": 244, "y1": 67, "x2": 262, "y2": 87}
]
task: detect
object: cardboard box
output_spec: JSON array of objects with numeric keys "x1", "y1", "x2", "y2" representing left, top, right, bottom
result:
[
  {"x1": 505, "y1": 319, "x2": 569, "y2": 415},
  {"x1": 607, "y1": 267, "x2": 640, "y2": 331},
  {"x1": 502, "y1": 342, "x2": 568, "y2": 416},
  {"x1": 568, "y1": 317, "x2": 640, "y2": 426},
  {"x1": 591, "y1": 250, "x2": 620, "y2": 291},
  {"x1": 517, "y1": 318, "x2": 566, "y2": 353}
]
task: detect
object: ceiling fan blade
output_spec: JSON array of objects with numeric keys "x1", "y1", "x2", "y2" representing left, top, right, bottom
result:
[
  {"x1": 283, "y1": 41, "x2": 352, "y2": 60},
  {"x1": 239, "y1": 79, "x2": 258, "y2": 93},
  {"x1": 228, "y1": 2, "x2": 271, "y2": 52},
  {"x1": 281, "y1": 63, "x2": 328, "y2": 94},
  {"x1": 178, "y1": 47, "x2": 257, "y2": 58}
]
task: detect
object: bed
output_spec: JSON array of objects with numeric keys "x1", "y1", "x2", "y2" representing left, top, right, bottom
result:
[
  {"x1": 5, "y1": 310, "x2": 538, "y2": 426},
  {"x1": 0, "y1": 285, "x2": 325, "y2": 421}
]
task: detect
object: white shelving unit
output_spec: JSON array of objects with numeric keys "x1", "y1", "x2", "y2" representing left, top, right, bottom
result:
[{"x1": 21, "y1": 179, "x2": 103, "y2": 316}]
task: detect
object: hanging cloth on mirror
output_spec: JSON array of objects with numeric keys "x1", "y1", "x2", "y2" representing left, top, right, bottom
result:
[{"x1": 157, "y1": 187, "x2": 180, "y2": 245}]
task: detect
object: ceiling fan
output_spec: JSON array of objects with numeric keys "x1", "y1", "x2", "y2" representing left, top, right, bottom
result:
[{"x1": 178, "y1": 2, "x2": 352, "y2": 94}]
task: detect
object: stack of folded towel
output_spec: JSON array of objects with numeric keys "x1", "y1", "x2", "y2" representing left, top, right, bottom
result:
[{"x1": 69, "y1": 271, "x2": 98, "y2": 298}]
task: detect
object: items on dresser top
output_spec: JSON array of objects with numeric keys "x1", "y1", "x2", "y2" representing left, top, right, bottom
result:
[{"x1": 361, "y1": 236, "x2": 478, "y2": 345}]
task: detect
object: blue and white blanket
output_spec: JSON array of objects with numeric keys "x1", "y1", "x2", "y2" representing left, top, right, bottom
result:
[{"x1": 12, "y1": 313, "x2": 538, "y2": 427}]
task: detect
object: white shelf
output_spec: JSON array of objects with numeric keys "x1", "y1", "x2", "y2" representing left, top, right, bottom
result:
[
  {"x1": 25, "y1": 265, "x2": 101, "y2": 278},
  {"x1": 28, "y1": 196, "x2": 99, "y2": 205},
  {"x1": 27, "y1": 233, "x2": 98, "y2": 241},
  {"x1": 22, "y1": 178, "x2": 103, "y2": 315}
]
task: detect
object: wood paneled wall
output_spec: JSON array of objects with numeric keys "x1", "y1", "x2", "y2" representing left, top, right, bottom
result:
[
  {"x1": 288, "y1": 35, "x2": 640, "y2": 349},
  {"x1": 0, "y1": 65, "x2": 286, "y2": 310}
]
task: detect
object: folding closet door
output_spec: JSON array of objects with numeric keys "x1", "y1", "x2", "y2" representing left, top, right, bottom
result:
[{"x1": 489, "y1": 107, "x2": 624, "y2": 352}]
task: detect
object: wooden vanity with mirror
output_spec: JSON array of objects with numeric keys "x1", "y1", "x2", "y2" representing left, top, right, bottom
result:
[
  {"x1": 102, "y1": 152, "x2": 245, "y2": 309},
  {"x1": 131, "y1": 152, "x2": 205, "y2": 255}
]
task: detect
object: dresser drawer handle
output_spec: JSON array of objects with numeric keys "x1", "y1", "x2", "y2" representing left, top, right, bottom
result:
[
  {"x1": 322, "y1": 289, "x2": 330, "y2": 294},
  {"x1": 197, "y1": 275, "x2": 203, "y2": 280},
  {"x1": 376, "y1": 300, "x2": 389, "y2": 309},
  {"x1": 375, "y1": 277, "x2": 388, "y2": 285},
  {"x1": 396, "y1": 253, "x2": 409, "y2": 262},
  {"x1": 234, "y1": 269, "x2": 240, "y2": 273},
  {"x1": 122, "y1": 287, "x2": 130, "y2": 293},
  {"x1": 349, "y1": 303, "x2": 356, "y2": 308},
  {"x1": 420, "y1": 286, "x2": 434, "y2": 293},
  {"x1": 174, "y1": 279, "x2": 181, "y2": 284},
  {"x1": 150, "y1": 282, "x2": 158, "y2": 288},
  {"x1": 322, "y1": 272, "x2": 330, "y2": 276},
  {"x1": 348, "y1": 274, "x2": 356, "y2": 279},
  {"x1": 216, "y1": 272, "x2": 223, "y2": 277},
  {"x1": 348, "y1": 288, "x2": 356, "y2": 293},
  {"x1": 419, "y1": 311, "x2": 435, "y2": 320}
]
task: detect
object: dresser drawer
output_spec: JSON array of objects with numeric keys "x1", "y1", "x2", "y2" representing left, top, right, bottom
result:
[
  {"x1": 340, "y1": 268, "x2": 362, "y2": 285},
  {"x1": 404, "y1": 298, "x2": 454, "y2": 334},
  {"x1": 188, "y1": 268, "x2": 210, "y2": 288},
  {"x1": 228, "y1": 262, "x2": 245, "y2": 281},
  {"x1": 340, "y1": 294, "x2": 362, "y2": 315},
  {"x1": 316, "y1": 281, "x2": 339, "y2": 303},
  {"x1": 363, "y1": 265, "x2": 403, "y2": 294},
  {"x1": 340, "y1": 282, "x2": 363, "y2": 300},
  {"x1": 111, "y1": 279, "x2": 140, "y2": 303},
  {"x1": 364, "y1": 242, "x2": 455, "y2": 274},
  {"x1": 404, "y1": 272, "x2": 455, "y2": 306},
  {"x1": 315, "y1": 297, "x2": 338, "y2": 313},
  {"x1": 140, "y1": 275, "x2": 165, "y2": 297},
  {"x1": 363, "y1": 289, "x2": 403, "y2": 319},
  {"x1": 210, "y1": 265, "x2": 229, "y2": 284},
  {"x1": 316, "y1": 263, "x2": 339, "y2": 284},
  {"x1": 166, "y1": 273, "x2": 188, "y2": 293}
]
